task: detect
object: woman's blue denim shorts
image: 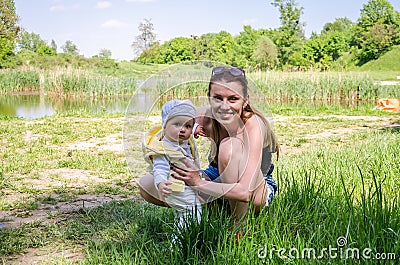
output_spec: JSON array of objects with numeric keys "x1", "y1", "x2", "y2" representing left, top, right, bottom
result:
[{"x1": 203, "y1": 163, "x2": 278, "y2": 205}]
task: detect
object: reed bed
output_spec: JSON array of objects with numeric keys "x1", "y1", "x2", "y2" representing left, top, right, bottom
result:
[
  {"x1": 43, "y1": 68, "x2": 138, "y2": 97},
  {"x1": 1, "y1": 67, "x2": 399, "y2": 100},
  {"x1": 250, "y1": 71, "x2": 400, "y2": 100},
  {"x1": 0, "y1": 69, "x2": 41, "y2": 93},
  {"x1": 0, "y1": 68, "x2": 138, "y2": 97}
]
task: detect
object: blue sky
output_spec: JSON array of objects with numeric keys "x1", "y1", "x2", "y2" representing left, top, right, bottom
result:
[{"x1": 15, "y1": 0, "x2": 400, "y2": 61}]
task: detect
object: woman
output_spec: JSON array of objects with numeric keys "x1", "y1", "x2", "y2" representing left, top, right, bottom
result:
[{"x1": 138, "y1": 66, "x2": 279, "y2": 221}]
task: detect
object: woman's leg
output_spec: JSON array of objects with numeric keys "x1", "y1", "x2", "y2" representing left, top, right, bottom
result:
[
  {"x1": 137, "y1": 173, "x2": 169, "y2": 207},
  {"x1": 218, "y1": 137, "x2": 250, "y2": 221}
]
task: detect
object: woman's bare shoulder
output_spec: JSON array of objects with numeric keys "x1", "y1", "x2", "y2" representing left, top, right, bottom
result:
[{"x1": 246, "y1": 114, "x2": 266, "y2": 130}]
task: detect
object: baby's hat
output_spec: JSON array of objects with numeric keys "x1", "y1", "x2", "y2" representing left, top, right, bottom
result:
[{"x1": 161, "y1": 99, "x2": 196, "y2": 128}]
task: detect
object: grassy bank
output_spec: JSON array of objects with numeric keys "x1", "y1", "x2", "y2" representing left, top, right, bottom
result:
[{"x1": 0, "y1": 103, "x2": 399, "y2": 264}]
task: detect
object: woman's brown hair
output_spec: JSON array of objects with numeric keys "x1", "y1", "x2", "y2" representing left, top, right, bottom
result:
[{"x1": 207, "y1": 68, "x2": 279, "y2": 164}]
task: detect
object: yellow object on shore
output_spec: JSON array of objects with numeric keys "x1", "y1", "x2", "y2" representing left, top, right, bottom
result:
[{"x1": 376, "y1": 98, "x2": 400, "y2": 113}]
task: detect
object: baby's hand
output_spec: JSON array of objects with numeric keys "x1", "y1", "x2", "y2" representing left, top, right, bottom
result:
[
  {"x1": 194, "y1": 124, "x2": 207, "y2": 139},
  {"x1": 157, "y1": 181, "x2": 172, "y2": 199}
]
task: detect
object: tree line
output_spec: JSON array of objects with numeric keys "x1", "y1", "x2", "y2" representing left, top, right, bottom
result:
[
  {"x1": 133, "y1": 0, "x2": 400, "y2": 71},
  {"x1": 1, "y1": 0, "x2": 399, "y2": 70}
]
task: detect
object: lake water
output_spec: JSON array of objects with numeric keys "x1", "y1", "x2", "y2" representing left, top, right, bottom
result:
[
  {"x1": 0, "y1": 93, "x2": 375, "y2": 119},
  {"x1": 0, "y1": 94, "x2": 133, "y2": 119},
  {"x1": 0, "y1": 93, "x2": 211, "y2": 119}
]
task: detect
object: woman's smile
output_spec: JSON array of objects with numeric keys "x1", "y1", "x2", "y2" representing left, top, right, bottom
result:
[
  {"x1": 217, "y1": 110, "x2": 234, "y2": 116},
  {"x1": 209, "y1": 82, "x2": 247, "y2": 124}
]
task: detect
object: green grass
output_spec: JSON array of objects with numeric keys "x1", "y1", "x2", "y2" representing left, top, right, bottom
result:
[
  {"x1": 0, "y1": 112, "x2": 141, "y2": 213},
  {"x1": 359, "y1": 45, "x2": 400, "y2": 73},
  {"x1": 1, "y1": 104, "x2": 399, "y2": 264},
  {"x1": 261, "y1": 99, "x2": 398, "y2": 116},
  {"x1": 1, "y1": 127, "x2": 399, "y2": 263}
]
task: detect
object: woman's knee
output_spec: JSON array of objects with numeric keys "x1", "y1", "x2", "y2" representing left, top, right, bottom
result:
[
  {"x1": 218, "y1": 137, "x2": 244, "y2": 167},
  {"x1": 137, "y1": 174, "x2": 169, "y2": 207},
  {"x1": 138, "y1": 183, "x2": 149, "y2": 199},
  {"x1": 218, "y1": 137, "x2": 245, "y2": 184}
]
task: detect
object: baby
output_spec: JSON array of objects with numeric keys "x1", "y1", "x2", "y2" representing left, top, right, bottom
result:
[{"x1": 143, "y1": 99, "x2": 202, "y2": 228}]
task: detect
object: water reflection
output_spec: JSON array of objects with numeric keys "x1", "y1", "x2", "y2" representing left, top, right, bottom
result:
[
  {"x1": 0, "y1": 94, "x2": 376, "y2": 120},
  {"x1": 0, "y1": 94, "x2": 132, "y2": 119}
]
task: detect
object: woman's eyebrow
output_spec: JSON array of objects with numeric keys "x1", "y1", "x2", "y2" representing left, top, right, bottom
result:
[{"x1": 211, "y1": 92, "x2": 237, "y2": 97}]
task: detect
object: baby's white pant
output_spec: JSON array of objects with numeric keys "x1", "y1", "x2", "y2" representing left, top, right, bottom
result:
[{"x1": 165, "y1": 185, "x2": 202, "y2": 228}]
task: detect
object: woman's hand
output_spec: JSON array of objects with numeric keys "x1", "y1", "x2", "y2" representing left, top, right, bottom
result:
[
  {"x1": 194, "y1": 124, "x2": 207, "y2": 138},
  {"x1": 157, "y1": 181, "x2": 172, "y2": 200},
  {"x1": 170, "y1": 159, "x2": 202, "y2": 186}
]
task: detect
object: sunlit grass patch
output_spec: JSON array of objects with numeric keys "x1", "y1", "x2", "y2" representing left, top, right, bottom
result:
[
  {"x1": 1, "y1": 126, "x2": 398, "y2": 263},
  {"x1": 1, "y1": 103, "x2": 398, "y2": 263}
]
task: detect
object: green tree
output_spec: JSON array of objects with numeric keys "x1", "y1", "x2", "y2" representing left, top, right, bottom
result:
[
  {"x1": 301, "y1": 31, "x2": 350, "y2": 69},
  {"x1": 137, "y1": 36, "x2": 193, "y2": 64},
  {"x1": 0, "y1": 37, "x2": 15, "y2": 66},
  {"x1": 0, "y1": 0, "x2": 19, "y2": 40},
  {"x1": 271, "y1": 0, "x2": 305, "y2": 38},
  {"x1": 233, "y1": 25, "x2": 267, "y2": 68},
  {"x1": 99, "y1": 49, "x2": 112, "y2": 59},
  {"x1": 136, "y1": 42, "x2": 162, "y2": 63},
  {"x1": 192, "y1": 32, "x2": 235, "y2": 64},
  {"x1": 209, "y1": 31, "x2": 235, "y2": 64},
  {"x1": 162, "y1": 37, "x2": 194, "y2": 63},
  {"x1": 61, "y1": 40, "x2": 79, "y2": 55},
  {"x1": 131, "y1": 18, "x2": 157, "y2": 57},
  {"x1": 17, "y1": 31, "x2": 47, "y2": 52},
  {"x1": 358, "y1": 0, "x2": 399, "y2": 28},
  {"x1": 353, "y1": 0, "x2": 400, "y2": 64},
  {"x1": 37, "y1": 45, "x2": 56, "y2": 56},
  {"x1": 191, "y1": 34, "x2": 209, "y2": 61},
  {"x1": 270, "y1": 0, "x2": 305, "y2": 66},
  {"x1": 252, "y1": 36, "x2": 279, "y2": 69},
  {"x1": 321, "y1": 17, "x2": 355, "y2": 34},
  {"x1": 0, "y1": 0, "x2": 20, "y2": 67},
  {"x1": 50, "y1": 39, "x2": 57, "y2": 52},
  {"x1": 357, "y1": 23, "x2": 400, "y2": 64}
]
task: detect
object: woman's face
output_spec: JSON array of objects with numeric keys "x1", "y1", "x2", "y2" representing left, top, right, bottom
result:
[{"x1": 209, "y1": 81, "x2": 248, "y2": 127}]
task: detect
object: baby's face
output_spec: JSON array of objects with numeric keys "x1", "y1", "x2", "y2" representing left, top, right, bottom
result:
[{"x1": 164, "y1": 115, "x2": 194, "y2": 143}]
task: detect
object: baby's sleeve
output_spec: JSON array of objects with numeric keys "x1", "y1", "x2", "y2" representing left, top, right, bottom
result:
[{"x1": 152, "y1": 155, "x2": 170, "y2": 190}]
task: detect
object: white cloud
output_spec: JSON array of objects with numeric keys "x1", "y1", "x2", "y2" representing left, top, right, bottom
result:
[
  {"x1": 126, "y1": 0, "x2": 155, "y2": 2},
  {"x1": 50, "y1": 3, "x2": 80, "y2": 11},
  {"x1": 101, "y1": 19, "x2": 129, "y2": 29},
  {"x1": 96, "y1": 1, "x2": 112, "y2": 9},
  {"x1": 242, "y1": 18, "x2": 258, "y2": 25},
  {"x1": 49, "y1": 5, "x2": 65, "y2": 11}
]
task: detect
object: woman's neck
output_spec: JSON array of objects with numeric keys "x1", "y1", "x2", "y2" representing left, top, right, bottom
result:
[{"x1": 219, "y1": 120, "x2": 245, "y2": 139}]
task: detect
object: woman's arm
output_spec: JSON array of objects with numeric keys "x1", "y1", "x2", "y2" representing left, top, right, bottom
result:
[
  {"x1": 170, "y1": 162, "x2": 249, "y2": 202},
  {"x1": 236, "y1": 115, "x2": 265, "y2": 192},
  {"x1": 195, "y1": 106, "x2": 212, "y2": 137},
  {"x1": 171, "y1": 115, "x2": 265, "y2": 202}
]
